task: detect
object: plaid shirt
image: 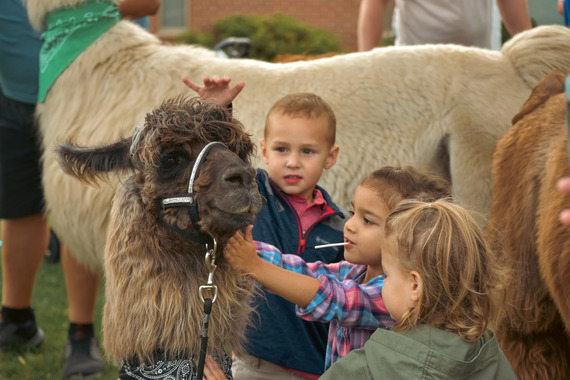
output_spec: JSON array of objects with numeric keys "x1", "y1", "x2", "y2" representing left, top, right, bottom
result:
[{"x1": 254, "y1": 241, "x2": 394, "y2": 371}]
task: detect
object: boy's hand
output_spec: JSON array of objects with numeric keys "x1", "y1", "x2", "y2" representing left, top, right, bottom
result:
[
  {"x1": 181, "y1": 75, "x2": 245, "y2": 107},
  {"x1": 224, "y1": 225, "x2": 261, "y2": 273}
]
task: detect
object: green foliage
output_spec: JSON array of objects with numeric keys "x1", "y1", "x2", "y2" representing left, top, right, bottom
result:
[
  {"x1": 175, "y1": 29, "x2": 215, "y2": 48},
  {"x1": 176, "y1": 13, "x2": 343, "y2": 62}
]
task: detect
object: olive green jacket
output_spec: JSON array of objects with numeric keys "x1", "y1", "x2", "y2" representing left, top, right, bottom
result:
[{"x1": 320, "y1": 324, "x2": 516, "y2": 379}]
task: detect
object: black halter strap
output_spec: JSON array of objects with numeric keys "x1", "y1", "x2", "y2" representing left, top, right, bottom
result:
[
  {"x1": 158, "y1": 212, "x2": 213, "y2": 245},
  {"x1": 159, "y1": 142, "x2": 226, "y2": 244}
]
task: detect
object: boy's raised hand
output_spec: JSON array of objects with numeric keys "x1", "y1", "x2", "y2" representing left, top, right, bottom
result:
[
  {"x1": 181, "y1": 75, "x2": 245, "y2": 107},
  {"x1": 224, "y1": 225, "x2": 262, "y2": 274}
]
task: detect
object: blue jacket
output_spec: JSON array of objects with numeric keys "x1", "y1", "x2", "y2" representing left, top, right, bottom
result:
[{"x1": 246, "y1": 169, "x2": 347, "y2": 376}]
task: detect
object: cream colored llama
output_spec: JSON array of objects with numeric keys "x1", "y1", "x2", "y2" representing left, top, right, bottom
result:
[{"x1": 25, "y1": 0, "x2": 570, "y2": 272}]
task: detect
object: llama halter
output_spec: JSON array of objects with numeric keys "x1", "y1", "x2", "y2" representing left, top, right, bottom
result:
[
  {"x1": 160, "y1": 141, "x2": 227, "y2": 245},
  {"x1": 159, "y1": 142, "x2": 226, "y2": 380}
]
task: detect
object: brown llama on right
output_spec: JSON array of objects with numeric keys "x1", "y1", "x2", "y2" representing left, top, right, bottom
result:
[
  {"x1": 488, "y1": 69, "x2": 570, "y2": 380},
  {"x1": 57, "y1": 97, "x2": 263, "y2": 379}
]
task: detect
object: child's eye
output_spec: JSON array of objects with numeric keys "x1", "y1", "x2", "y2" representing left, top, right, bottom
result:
[
  {"x1": 302, "y1": 148, "x2": 314, "y2": 154},
  {"x1": 364, "y1": 218, "x2": 374, "y2": 225},
  {"x1": 349, "y1": 210, "x2": 355, "y2": 216},
  {"x1": 275, "y1": 147, "x2": 287, "y2": 153}
]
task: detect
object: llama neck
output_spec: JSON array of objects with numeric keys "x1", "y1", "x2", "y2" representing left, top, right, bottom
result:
[{"x1": 39, "y1": 0, "x2": 121, "y2": 102}]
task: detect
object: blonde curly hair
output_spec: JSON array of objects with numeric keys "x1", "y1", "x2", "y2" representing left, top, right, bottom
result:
[{"x1": 384, "y1": 199, "x2": 508, "y2": 342}]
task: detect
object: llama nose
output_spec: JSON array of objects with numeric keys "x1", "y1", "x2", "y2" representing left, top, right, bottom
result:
[{"x1": 223, "y1": 165, "x2": 255, "y2": 187}]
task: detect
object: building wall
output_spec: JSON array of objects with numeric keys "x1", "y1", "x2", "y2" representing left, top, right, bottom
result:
[{"x1": 188, "y1": 0, "x2": 361, "y2": 52}]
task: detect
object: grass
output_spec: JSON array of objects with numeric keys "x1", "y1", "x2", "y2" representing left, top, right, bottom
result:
[{"x1": 0, "y1": 245, "x2": 120, "y2": 380}]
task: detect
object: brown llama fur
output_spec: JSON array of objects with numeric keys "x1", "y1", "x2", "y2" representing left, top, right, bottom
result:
[
  {"x1": 57, "y1": 97, "x2": 262, "y2": 367},
  {"x1": 487, "y1": 69, "x2": 570, "y2": 380}
]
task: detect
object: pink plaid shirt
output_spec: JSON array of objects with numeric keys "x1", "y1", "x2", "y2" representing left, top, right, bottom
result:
[{"x1": 254, "y1": 241, "x2": 395, "y2": 371}]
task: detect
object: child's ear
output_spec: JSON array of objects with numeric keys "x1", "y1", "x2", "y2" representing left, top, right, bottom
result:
[
  {"x1": 324, "y1": 145, "x2": 340, "y2": 170},
  {"x1": 410, "y1": 270, "x2": 422, "y2": 304},
  {"x1": 259, "y1": 138, "x2": 269, "y2": 164}
]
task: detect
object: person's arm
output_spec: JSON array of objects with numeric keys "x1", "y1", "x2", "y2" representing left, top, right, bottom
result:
[
  {"x1": 118, "y1": 0, "x2": 161, "y2": 19},
  {"x1": 182, "y1": 75, "x2": 245, "y2": 107},
  {"x1": 495, "y1": 0, "x2": 532, "y2": 37},
  {"x1": 357, "y1": 0, "x2": 391, "y2": 51},
  {"x1": 297, "y1": 272, "x2": 393, "y2": 328},
  {"x1": 224, "y1": 226, "x2": 321, "y2": 308}
]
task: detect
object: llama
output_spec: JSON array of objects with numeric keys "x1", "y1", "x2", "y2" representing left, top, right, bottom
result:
[
  {"x1": 56, "y1": 96, "x2": 263, "y2": 378},
  {"x1": 25, "y1": 0, "x2": 570, "y2": 273},
  {"x1": 487, "y1": 69, "x2": 570, "y2": 380}
]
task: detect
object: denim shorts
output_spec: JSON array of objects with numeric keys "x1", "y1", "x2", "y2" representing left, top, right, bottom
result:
[{"x1": 0, "y1": 87, "x2": 44, "y2": 218}]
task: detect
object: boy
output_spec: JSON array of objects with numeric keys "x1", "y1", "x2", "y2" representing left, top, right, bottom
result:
[{"x1": 184, "y1": 76, "x2": 347, "y2": 379}]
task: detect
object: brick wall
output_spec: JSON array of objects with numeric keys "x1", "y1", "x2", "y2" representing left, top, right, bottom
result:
[{"x1": 188, "y1": 0, "x2": 362, "y2": 52}]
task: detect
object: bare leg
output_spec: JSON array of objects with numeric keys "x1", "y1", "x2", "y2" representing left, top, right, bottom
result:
[
  {"x1": 1, "y1": 215, "x2": 49, "y2": 308},
  {"x1": 60, "y1": 243, "x2": 105, "y2": 378},
  {"x1": 60, "y1": 243, "x2": 101, "y2": 324}
]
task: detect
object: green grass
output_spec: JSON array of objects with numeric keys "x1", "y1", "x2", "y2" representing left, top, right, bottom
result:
[{"x1": 0, "y1": 250, "x2": 119, "y2": 379}]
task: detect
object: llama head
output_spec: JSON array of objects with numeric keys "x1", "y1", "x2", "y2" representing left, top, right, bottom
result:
[{"x1": 57, "y1": 96, "x2": 263, "y2": 243}]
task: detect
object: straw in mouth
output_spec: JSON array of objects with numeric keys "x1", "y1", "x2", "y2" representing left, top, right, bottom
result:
[{"x1": 314, "y1": 242, "x2": 349, "y2": 249}]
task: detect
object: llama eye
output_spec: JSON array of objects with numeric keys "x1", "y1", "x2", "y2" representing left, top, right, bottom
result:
[
  {"x1": 160, "y1": 153, "x2": 180, "y2": 169},
  {"x1": 159, "y1": 151, "x2": 189, "y2": 178}
]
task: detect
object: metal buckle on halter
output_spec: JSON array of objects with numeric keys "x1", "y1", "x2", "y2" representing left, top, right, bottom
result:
[{"x1": 199, "y1": 239, "x2": 218, "y2": 303}]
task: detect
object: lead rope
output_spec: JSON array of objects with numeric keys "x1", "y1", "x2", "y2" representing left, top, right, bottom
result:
[{"x1": 196, "y1": 239, "x2": 218, "y2": 380}]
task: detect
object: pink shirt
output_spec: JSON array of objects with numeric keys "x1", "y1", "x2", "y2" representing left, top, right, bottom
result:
[
  {"x1": 287, "y1": 189, "x2": 327, "y2": 233},
  {"x1": 277, "y1": 188, "x2": 328, "y2": 379}
]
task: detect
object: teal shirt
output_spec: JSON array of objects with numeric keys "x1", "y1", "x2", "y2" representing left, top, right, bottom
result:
[
  {"x1": 320, "y1": 325, "x2": 517, "y2": 380},
  {"x1": 0, "y1": 0, "x2": 42, "y2": 104},
  {"x1": 0, "y1": 0, "x2": 149, "y2": 104}
]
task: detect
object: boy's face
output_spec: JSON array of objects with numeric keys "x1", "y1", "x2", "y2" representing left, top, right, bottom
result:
[{"x1": 260, "y1": 113, "x2": 339, "y2": 203}]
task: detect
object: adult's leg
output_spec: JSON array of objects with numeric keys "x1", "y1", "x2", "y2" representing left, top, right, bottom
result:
[
  {"x1": 61, "y1": 244, "x2": 101, "y2": 324},
  {"x1": 0, "y1": 87, "x2": 48, "y2": 350},
  {"x1": 61, "y1": 244, "x2": 105, "y2": 378},
  {"x1": 1, "y1": 215, "x2": 49, "y2": 308}
]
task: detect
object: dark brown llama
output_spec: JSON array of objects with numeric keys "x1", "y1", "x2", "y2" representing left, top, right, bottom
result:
[
  {"x1": 487, "y1": 69, "x2": 570, "y2": 380},
  {"x1": 56, "y1": 97, "x2": 263, "y2": 379}
]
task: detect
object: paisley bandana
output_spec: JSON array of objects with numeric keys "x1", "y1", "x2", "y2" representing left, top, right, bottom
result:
[
  {"x1": 118, "y1": 351, "x2": 233, "y2": 380},
  {"x1": 38, "y1": 0, "x2": 121, "y2": 102}
]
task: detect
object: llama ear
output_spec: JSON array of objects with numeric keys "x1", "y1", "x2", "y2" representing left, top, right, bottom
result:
[{"x1": 56, "y1": 137, "x2": 135, "y2": 185}]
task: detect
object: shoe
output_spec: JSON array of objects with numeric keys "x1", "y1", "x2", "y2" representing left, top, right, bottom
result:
[
  {"x1": 0, "y1": 317, "x2": 44, "y2": 351},
  {"x1": 62, "y1": 337, "x2": 105, "y2": 379}
]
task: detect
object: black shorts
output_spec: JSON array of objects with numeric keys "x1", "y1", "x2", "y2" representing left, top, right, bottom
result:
[{"x1": 0, "y1": 87, "x2": 44, "y2": 219}]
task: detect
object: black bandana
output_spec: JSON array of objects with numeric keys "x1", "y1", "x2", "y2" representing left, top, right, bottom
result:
[{"x1": 118, "y1": 351, "x2": 233, "y2": 380}]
